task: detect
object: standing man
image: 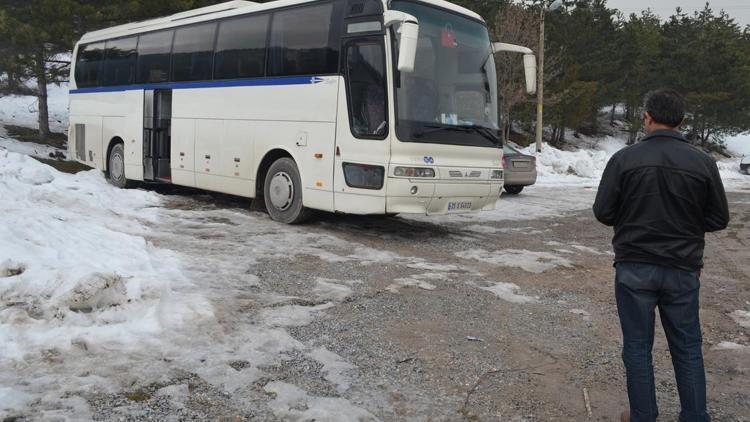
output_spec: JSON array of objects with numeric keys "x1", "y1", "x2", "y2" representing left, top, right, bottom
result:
[{"x1": 593, "y1": 89, "x2": 729, "y2": 422}]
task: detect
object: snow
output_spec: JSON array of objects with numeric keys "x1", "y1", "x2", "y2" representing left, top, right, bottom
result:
[
  {"x1": 711, "y1": 341, "x2": 750, "y2": 352},
  {"x1": 260, "y1": 303, "x2": 335, "y2": 327},
  {"x1": 263, "y1": 381, "x2": 377, "y2": 421},
  {"x1": 0, "y1": 151, "x2": 211, "y2": 361},
  {"x1": 387, "y1": 276, "x2": 440, "y2": 292},
  {"x1": 455, "y1": 249, "x2": 573, "y2": 274},
  {"x1": 478, "y1": 282, "x2": 537, "y2": 304},
  {"x1": 0, "y1": 79, "x2": 748, "y2": 418},
  {"x1": 0, "y1": 148, "x2": 380, "y2": 418},
  {"x1": 0, "y1": 132, "x2": 66, "y2": 159},
  {"x1": 513, "y1": 134, "x2": 749, "y2": 191},
  {"x1": 729, "y1": 310, "x2": 750, "y2": 329},
  {"x1": 520, "y1": 137, "x2": 624, "y2": 184},
  {"x1": 0, "y1": 83, "x2": 69, "y2": 133},
  {"x1": 724, "y1": 133, "x2": 750, "y2": 157}
]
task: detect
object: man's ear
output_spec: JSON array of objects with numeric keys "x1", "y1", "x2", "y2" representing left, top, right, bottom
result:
[{"x1": 643, "y1": 111, "x2": 653, "y2": 126}]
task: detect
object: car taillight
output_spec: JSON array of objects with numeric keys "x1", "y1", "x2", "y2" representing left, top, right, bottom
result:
[{"x1": 502, "y1": 156, "x2": 508, "y2": 168}]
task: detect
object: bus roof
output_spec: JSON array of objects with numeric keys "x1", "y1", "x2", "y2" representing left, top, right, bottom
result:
[{"x1": 78, "y1": 0, "x2": 484, "y2": 44}]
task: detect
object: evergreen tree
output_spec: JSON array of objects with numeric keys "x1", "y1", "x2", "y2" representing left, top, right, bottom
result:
[
  {"x1": 659, "y1": 5, "x2": 750, "y2": 147},
  {"x1": 0, "y1": 0, "x2": 225, "y2": 140}
]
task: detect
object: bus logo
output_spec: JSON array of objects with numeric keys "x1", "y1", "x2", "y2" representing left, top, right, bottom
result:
[
  {"x1": 310, "y1": 77, "x2": 325, "y2": 84},
  {"x1": 423, "y1": 156, "x2": 434, "y2": 164}
]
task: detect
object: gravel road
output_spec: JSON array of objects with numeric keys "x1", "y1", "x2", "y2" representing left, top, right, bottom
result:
[{"x1": 10, "y1": 184, "x2": 750, "y2": 421}]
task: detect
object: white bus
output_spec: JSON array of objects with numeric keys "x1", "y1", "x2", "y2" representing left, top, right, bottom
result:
[{"x1": 68, "y1": 0, "x2": 536, "y2": 223}]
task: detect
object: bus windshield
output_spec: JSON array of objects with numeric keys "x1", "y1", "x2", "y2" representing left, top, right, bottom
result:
[{"x1": 391, "y1": 0, "x2": 500, "y2": 148}]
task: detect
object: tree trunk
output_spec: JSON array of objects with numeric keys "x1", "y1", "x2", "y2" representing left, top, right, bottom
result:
[
  {"x1": 627, "y1": 130, "x2": 638, "y2": 145},
  {"x1": 7, "y1": 70, "x2": 20, "y2": 93},
  {"x1": 36, "y1": 56, "x2": 50, "y2": 141},
  {"x1": 610, "y1": 103, "x2": 616, "y2": 126}
]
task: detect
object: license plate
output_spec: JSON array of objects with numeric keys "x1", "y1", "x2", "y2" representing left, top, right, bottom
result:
[
  {"x1": 513, "y1": 161, "x2": 530, "y2": 168},
  {"x1": 447, "y1": 201, "x2": 473, "y2": 212}
]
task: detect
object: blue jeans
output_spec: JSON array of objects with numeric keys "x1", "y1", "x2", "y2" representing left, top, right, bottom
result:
[{"x1": 615, "y1": 262, "x2": 710, "y2": 422}]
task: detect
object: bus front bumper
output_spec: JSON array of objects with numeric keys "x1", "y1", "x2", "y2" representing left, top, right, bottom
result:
[{"x1": 385, "y1": 177, "x2": 503, "y2": 215}]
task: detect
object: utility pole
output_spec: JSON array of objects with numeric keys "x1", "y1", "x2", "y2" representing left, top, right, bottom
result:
[
  {"x1": 535, "y1": 0, "x2": 562, "y2": 153},
  {"x1": 535, "y1": 6, "x2": 545, "y2": 153}
]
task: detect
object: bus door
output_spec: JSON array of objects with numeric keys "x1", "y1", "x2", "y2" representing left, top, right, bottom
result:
[
  {"x1": 333, "y1": 33, "x2": 391, "y2": 213},
  {"x1": 143, "y1": 89, "x2": 172, "y2": 182}
]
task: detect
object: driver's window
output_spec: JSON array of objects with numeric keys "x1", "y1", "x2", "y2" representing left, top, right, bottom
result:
[{"x1": 345, "y1": 40, "x2": 387, "y2": 139}]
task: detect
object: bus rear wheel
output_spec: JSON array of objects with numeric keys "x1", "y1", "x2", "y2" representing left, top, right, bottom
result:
[
  {"x1": 107, "y1": 143, "x2": 129, "y2": 188},
  {"x1": 263, "y1": 158, "x2": 312, "y2": 224}
]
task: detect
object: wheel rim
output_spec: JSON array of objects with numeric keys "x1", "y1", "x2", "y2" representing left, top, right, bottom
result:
[
  {"x1": 269, "y1": 171, "x2": 294, "y2": 211},
  {"x1": 110, "y1": 151, "x2": 124, "y2": 181}
]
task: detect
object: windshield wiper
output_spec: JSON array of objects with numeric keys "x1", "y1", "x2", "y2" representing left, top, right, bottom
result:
[
  {"x1": 464, "y1": 125, "x2": 502, "y2": 147},
  {"x1": 415, "y1": 124, "x2": 501, "y2": 146}
]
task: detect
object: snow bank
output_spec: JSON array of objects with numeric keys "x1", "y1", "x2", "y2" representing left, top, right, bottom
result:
[
  {"x1": 0, "y1": 150, "x2": 212, "y2": 412},
  {"x1": 517, "y1": 136, "x2": 625, "y2": 185},
  {"x1": 724, "y1": 133, "x2": 750, "y2": 157},
  {"x1": 517, "y1": 134, "x2": 748, "y2": 189}
]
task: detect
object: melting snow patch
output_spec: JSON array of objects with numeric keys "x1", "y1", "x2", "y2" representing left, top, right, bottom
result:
[
  {"x1": 479, "y1": 282, "x2": 537, "y2": 304},
  {"x1": 312, "y1": 278, "x2": 354, "y2": 302},
  {"x1": 154, "y1": 384, "x2": 189, "y2": 409},
  {"x1": 711, "y1": 341, "x2": 750, "y2": 352},
  {"x1": 569, "y1": 245, "x2": 608, "y2": 255},
  {"x1": 406, "y1": 262, "x2": 459, "y2": 272},
  {"x1": 729, "y1": 310, "x2": 750, "y2": 329},
  {"x1": 387, "y1": 277, "x2": 438, "y2": 293},
  {"x1": 455, "y1": 249, "x2": 573, "y2": 273},
  {"x1": 308, "y1": 347, "x2": 356, "y2": 394},
  {"x1": 264, "y1": 381, "x2": 377, "y2": 421}
]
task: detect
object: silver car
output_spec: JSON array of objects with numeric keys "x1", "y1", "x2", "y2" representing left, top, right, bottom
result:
[{"x1": 502, "y1": 145, "x2": 537, "y2": 194}]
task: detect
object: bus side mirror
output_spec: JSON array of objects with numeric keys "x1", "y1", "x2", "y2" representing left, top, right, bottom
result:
[
  {"x1": 523, "y1": 54, "x2": 537, "y2": 95},
  {"x1": 492, "y1": 43, "x2": 537, "y2": 95},
  {"x1": 384, "y1": 11, "x2": 419, "y2": 73}
]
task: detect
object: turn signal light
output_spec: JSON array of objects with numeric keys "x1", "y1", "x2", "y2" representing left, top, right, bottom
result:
[
  {"x1": 343, "y1": 163, "x2": 384, "y2": 190},
  {"x1": 394, "y1": 167, "x2": 435, "y2": 178}
]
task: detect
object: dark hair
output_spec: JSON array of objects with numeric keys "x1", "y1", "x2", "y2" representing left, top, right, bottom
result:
[{"x1": 644, "y1": 89, "x2": 685, "y2": 127}]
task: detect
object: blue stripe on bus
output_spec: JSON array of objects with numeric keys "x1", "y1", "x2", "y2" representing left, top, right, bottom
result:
[{"x1": 69, "y1": 75, "x2": 326, "y2": 94}]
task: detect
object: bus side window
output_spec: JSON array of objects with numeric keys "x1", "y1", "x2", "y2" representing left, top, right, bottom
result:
[
  {"x1": 268, "y1": 3, "x2": 338, "y2": 76},
  {"x1": 103, "y1": 37, "x2": 137, "y2": 86},
  {"x1": 172, "y1": 23, "x2": 217, "y2": 82},
  {"x1": 345, "y1": 41, "x2": 387, "y2": 138},
  {"x1": 75, "y1": 42, "x2": 105, "y2": 88},
  {"x1": 214, "y1": 14, "x2": 269, "y2": 80},
  {"x1": 137, "y1": 31, "x2": 174, "y2": 84}
]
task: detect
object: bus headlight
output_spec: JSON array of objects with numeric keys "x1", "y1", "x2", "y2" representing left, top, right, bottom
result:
[
  {"x1": 394, "y1": 167, "x2": 435, "y2": 178},
  {"x1": 343, "y1": 163, "x2": 385, "y2": 190},
  {"x1": 491, "y1": 169, "x2": 504, "y2": 180}
]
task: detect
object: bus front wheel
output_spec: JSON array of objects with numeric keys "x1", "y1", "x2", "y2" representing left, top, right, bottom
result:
[
  {"x1": 107, "y1": 143, "x2": 129, "y2": 188},
  {"x1": 263, "y1": 158, "x2": 312, "y2": 224}
]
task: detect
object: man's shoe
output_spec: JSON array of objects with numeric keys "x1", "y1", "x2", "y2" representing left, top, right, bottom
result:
[{"x1": 620, "y1": 410, "x2": 630, "y2": 422}]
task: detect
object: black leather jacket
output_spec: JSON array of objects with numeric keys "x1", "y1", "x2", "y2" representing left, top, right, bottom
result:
[{"x1": 593, "y1": 130, "x2": 730, "y2": 271}]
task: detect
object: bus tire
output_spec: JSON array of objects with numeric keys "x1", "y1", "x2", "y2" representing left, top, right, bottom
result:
[
  {"x1": 503, "y1": 185, "x2": 524, "y2": 195},
  {"x1": 263, "y1": 157, "x2": 312, "y2": 224},
  {"x1": 107, "y1": 143, "x2": 129, "y2": 189}
]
